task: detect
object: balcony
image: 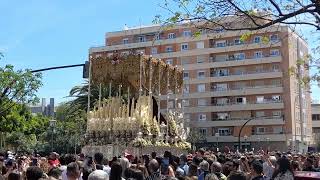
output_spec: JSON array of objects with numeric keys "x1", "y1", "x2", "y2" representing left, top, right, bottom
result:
[
  {"x1": 184, "y1": 70, "x2": 282, "y2": 84},
  {"x1": 153, "y1": 41, "x2": 281, "y2": 59},
  {"x1": 192, "y1": 116, "x2": 284, "y2": 127},
  {"x1": 160, "y1": 85, "x2": 283, "y2": 100},
  {"x1": 206, "y1": 133, "x2": 286, "y2": 142},
  {"x1": 90, "y1": 26, "x2": 285, "y2": 53},
  {"x1": 312, "y1": 120, "x2": 320, "y2": 128},
  {"x1": 182, "y1": 56, "x2": 282, "y2": 70},
  {"x1": 183, "y1": 101, "x2": 284, "y2": 113}
]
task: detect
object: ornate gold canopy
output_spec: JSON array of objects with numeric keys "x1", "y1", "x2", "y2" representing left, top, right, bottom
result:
[{"x1": 90, "y1": 54, "x2": 183, "y2": 96}]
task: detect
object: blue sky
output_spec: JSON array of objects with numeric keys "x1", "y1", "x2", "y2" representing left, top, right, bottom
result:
[
  {"x1": 0, "y1": 0, "x2": 319, "y2": 105},
  {"x1": 0, "y1": 0, "x2": 166, "y2": 104}
]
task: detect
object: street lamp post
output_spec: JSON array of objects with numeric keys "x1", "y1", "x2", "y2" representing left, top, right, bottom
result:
[
  {"x1": 244, "y1": 135, "x2": 248, "y2": 152},
  {"x1": 215, "y1": 133, "x2": 220, "y2": 151},
  {"x1": 49, "y1": 119, "x2": 57, "y2": 152}
]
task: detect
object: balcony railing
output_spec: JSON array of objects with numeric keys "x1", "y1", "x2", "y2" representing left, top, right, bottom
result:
[
  {"x1": 209, "y1": 54, "x2": 280, "y2": 63},
  {"x1": 210, "y1": 69, "x2": 281, "y2": 77},
  {"x1": 252, "y1": 131, "x2": 284, "y2": 135},
  {"x1": 211, "y1": 116, "x2": 283, "y2": 122},
  {"x1": 211, "y1": 99, "x2": 283, "y2": 106},
  {"x1": 210, "y1": 85, "x2": 282, "y2": 92}
]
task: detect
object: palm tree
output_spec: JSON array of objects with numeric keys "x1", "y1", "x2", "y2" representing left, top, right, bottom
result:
[{"x1": 68, "y1": 81, "x2": 121, "y2": 111}]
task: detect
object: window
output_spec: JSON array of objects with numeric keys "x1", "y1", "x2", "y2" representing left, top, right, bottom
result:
[
  {"x1": 272, "y1": 95, "x2": 281, "y2": 102},
  {"x1": 256, "y1": 96, "x2": 264, "y2": 103},
  {"x1": 168, "y1": 33, "x2": 176, "y2": 39},
  {"x1": 256, "y1": 111, "x2": 265, "y2": 117},
  {"x1": 215, "y1": 54, "x2": 228, "y2": 62},
  {"x1": 123, "y1": 38, "x2": 129, "y2": 44},
  {"x1": 151, "y1": 47, "x2": 158, "y2": 54},
  {"x1": 197, "y1": 84, "x2": 206, "y2": 92},
  {"x1": 166, "y1": 59, "x2": 173, "y2": 65},
  {"x1": 254, "y1": 36, "x2": 261, "y2": 43},
  {"x1": 216, "y1": 98, "x2": 229, "y2": 105},
  {"x1": 138, "y1": 36, "x2": 146, "y2": 42},
  {"x1": 183, "y1": 85, "x2": 190, "y2": 94},
  {"x1": 234, "y1": 68, "x2": 245, "y2": 75},
  {"x1": 256, "y1": 127, "x2": 266, "y2": 134},
  {"x1": 166, "y1": 46, "x2": 173, "y2": 52},
  {"x1": 312, "y1": 114, "x2": 320, "y2": 120},
  {"x1": 183, "y1": 100, "x2": 189, "y2": 107},
  {"x1": 270, "y1": 49, "x2": 280, "y2": 56},
  {"x1": 197, "y1": 71, "x2": 205, "y2": 79},
  {"x1": 234, "y1": 82, "x2": 245, "y2": 89},
  {"x1": 216, "y1": 40, "x2": 226, "y2": 47},
  {"x1": 236, "y1": 97, "x2": 246, "y2": 104},
  {"x1": 183, "y1": 30, "x2": 192, "y2": 37},
  {"x1": 218, "y1": 128, "x2": 231, "y2": 136},
  {"x1": 217, "y1": 113, "x2": 229, "y2": 120},
  {"x1": 234, "y1": 53, "x2": 245, "y2": 60},
  {"x1": 255, "y1": 80, "x2": 264, "y2": 87},
  {"x1": 181, "y1": 58, "x2": 191, "y2": 65},
  {"x1": 272, "y1": 111, "x2": 282, "y2": 117},
  {"x1": 199, "y1": 114, "x2": 207, "y2": 121},
  {"x1": 254, "y1": 51, "x2": 263, "y2": 58},
  {"x1": 196, "y1": 41, "x2": 205, "y2": 49},
  {"x1": 216, "y1": 83, "x2": 228, "y2": 91},
  {"x1": 197, "y1": 56, "x2": 206, "y2": 63},
  {"x1": 199, "y1": 128, "x2": 207, "y2": 136},
  {"x1": 198, "y1": 99, "x2": 207, "y2": 106},
  {"x1": 271, "y1": 79, "x2": 281, "y2": 86},
  {"x1": 181, "y1": 43, "x2": 189, "y2": 51},
  {"x1": 272, "y1": 64, "x2": 280, "y2": 72},
  {"x1": 270, "y1": 34, "x2": 279, "y2": 42},
  {"x1": 234, "y1": 38, "x2": 243, "y2": 45},
  {"x1": 273, "y1": 127, "x2": 283, "y2": 134},
  {"x1": 183, "y1": 71, "x2": 189, "y2": 80},
  {"x1": 216, "y1": 69, "x2": 229, "y2": 76}
]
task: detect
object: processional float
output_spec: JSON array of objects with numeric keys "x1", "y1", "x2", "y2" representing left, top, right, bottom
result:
[{"x1": 82, "y1": 53, "x2": 191, "y2": 158}]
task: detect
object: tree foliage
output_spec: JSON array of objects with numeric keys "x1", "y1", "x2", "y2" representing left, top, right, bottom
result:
[
  {"x1": 0, "y1": 65, "x2": 42, "y2": 118},
  {"x1": 40, "y1": 102, "x2": 87, "y2": 154},
  {"x1": 155, "y1": 0, "x2": 320, "y2": 31},
  {"x1": 68, "y1": 81, "x2": 126, "y2": 111}
]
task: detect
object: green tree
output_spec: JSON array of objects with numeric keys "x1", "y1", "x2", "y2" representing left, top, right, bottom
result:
[
  {"x1": 5, "y1": 132, "x2": 37, "y2": 153},
  {"x1": 39, "y1": 102, "x2": 87, "y2": 154},
  {"x1": 0, "y1": 64, "x2": 42, "y2": 117}
]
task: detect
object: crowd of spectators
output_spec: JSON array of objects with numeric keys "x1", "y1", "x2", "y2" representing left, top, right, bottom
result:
[{"x1": 0, "y1": 147, "x2": 319, "y2": 180}]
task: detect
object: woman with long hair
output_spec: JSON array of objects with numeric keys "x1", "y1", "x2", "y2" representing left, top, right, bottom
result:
[{"x1": 273, "y1": 156, "x2": 294, "y2": 180}]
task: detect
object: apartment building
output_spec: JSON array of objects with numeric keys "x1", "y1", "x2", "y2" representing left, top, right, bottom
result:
[
  {"x1": 89, "y1": 22, "x2": 312, "y2": 152},
  {"x1": 312, "y1": 104, "x2": 320, "y2": 148}
]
